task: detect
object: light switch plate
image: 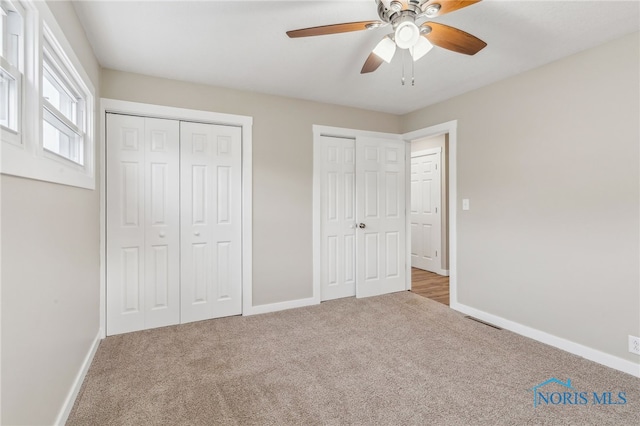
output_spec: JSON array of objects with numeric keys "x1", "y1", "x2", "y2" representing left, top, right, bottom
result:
[{"x1": 462, "y1": 199, "x2": 470, "y2": 211}]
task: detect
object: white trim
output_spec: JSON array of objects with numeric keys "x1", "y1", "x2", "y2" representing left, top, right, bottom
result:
[
  {"x1": 402, "y1": 120, "x2": 457, "y2": 304},
  {"x1": 312, "y1": 129, "x2": 324, "y2": 304},
  {"x1": 243, "y1": 297, "x2": 318, "y2": 316},
  {"x1": 99, "y1": 98, "x2": 253, "y2": 334},
  {"x1": 313, "y1": 124, "x2": 403, "y2": 142},
  {"x1": 411, "y1": 147, "x2": 441, "y2": 157},
  {"x1": 54, "y1": 329, "x2": 102, "y2": 426},
  {"x1": 423, "y1": 267, "x2": 449, "y2": 277},
  {"x1": 241, "y1": 121, "x2": 253, "y2": 316},
  {"x1": 452, "y1": 302, "x2": 640, "y2": 378},
  {"x1": 404, "y1": 140, "x2": 411, "y2": 289},
  {"x1": 100, "y1": 99, "x2": 252, "y2": 128}
]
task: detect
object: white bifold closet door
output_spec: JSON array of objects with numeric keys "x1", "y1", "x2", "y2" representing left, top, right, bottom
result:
[
  {"x1": 106, "y1": 115, "x2": 242, "y2": 335},
  {"x1": 106, "y1": 114, "x2": 180, "y2": 335},
  {"x1": 319, "y1": 135, "x2": 406, "y2": 301},
  {"x1": 180, "y1": 121, "x2": 242, "y2": 323}
]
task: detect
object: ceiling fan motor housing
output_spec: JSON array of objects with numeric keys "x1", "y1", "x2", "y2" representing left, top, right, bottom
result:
[{"x1": 376, "y1": 0, "x2": 435, "y2": 25}]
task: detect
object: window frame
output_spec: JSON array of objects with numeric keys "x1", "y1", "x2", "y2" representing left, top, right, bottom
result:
[
  {"x1": 0, "y1": 0, "x2": 95, "y2": 189},
  {"x1": 41, "y1": 23, "x2": 87, "y2": 167},
  {"x1": 0, "y1": 0, "x2": 24, "y2": 145}
]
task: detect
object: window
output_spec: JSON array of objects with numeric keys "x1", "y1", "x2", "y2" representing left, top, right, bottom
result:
[
  {"x1": 0, "y1": 0, "x2": 95, "y2": 189},
  {"x1": 0, "y1": 0, "x2": 23, "y2": 141},
  {"x1": 42, "y1": 29, "x2": 86, "y2": 165}
]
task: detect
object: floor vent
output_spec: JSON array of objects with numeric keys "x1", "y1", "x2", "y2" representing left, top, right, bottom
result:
[{"x1": 464, "y1": 316, "x2": 502, "y2": 330}]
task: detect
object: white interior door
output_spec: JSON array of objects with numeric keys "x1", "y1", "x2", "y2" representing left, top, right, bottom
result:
[
  {"x1": 319, "y1": 136, "x2": 357, "y2": 301},
  {"x1": 106, "y1": 114, "x2": 180, "y2": 335},
  {"x1": 180, "y1": 121, "x2": 242, "y2": 323},
  {"x1": 410, "y1": 149, "x2": 441, "y2": 272},
  {"x1": 355, "y1": 136, "x2": 406, "y2": 298}
]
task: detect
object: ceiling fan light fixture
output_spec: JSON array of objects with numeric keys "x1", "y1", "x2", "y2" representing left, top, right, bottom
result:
[
  {"x1": 411, "y1": 36, "x2": 433, "y2": 61},
  {"x1": 372, "y1": 36, "x2": 397, "y2": 63},
  {"x1": 394, "y1": 20, "x2": 420, "y2": 49}
]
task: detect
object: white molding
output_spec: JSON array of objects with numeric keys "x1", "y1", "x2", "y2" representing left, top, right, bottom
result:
[
  {"x1": 99, "y1": 98, "x2": 253, "y2": 333},
  {"x1": 243, "y1": 297, "x2": 318, "y2": 316},
  {"x1": 425, "y1": 267, "x2": 449, "y2": 277},
  {"x1": 402, "y1": 120, "x2": 457, "y2": 304},
  {"x1": 312, "y1": 129, "x2": 324, "y2": 303},
  {"x1": 451, "y1": 302, "x2": 640, "y2": 378},
  {"x1": 411, "y1": 147, "x2": 442, "y2": 157},
  {"x1": 54, "y1": 329, "x2": 102, "y2": 426},
  {"x1": 405, "y1": 140, "x2": 411, "y2": 290},
  {"x1": 100, "y1": 99, "x2": 252, "y2": 128},
  {"x1": 312, "y1": 124, "x2": 403, "y2": 141},
  {"x1": 241, "y1": 122, "x2": 253, "y2": 316}
]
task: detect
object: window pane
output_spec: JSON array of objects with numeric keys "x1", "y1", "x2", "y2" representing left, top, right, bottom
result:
[
  {"x1": 1, "y1": 8, "x2": 22, "y2": 68},
  {"x1": 0, "y1": 67, "x2": 16, "y2": 130},
  {"x1": 43, "y1": 65, "x2": 78, "y2": 125},
  {"x1": 43, "y1": 113, "x2": 83, "y2": 165}
]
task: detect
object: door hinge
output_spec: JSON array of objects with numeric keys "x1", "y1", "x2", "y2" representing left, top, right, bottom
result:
[
  {"x1": 435, "y1": 250, "x2": 438, "y2": 257},
  {"x1": 435, "y1": 207, "x2": 438, "y2": 213}
]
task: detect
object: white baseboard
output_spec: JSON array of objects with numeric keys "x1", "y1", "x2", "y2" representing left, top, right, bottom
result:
[
  {"x1": 411, "y1": 266, "x2": 449, "y2": 277},
  {"x1": 244, "y1": 296, "x2": 319, "y2": 316},
  {"x1": 55, "y1": 329, "x2": 102, "y2": 426},
  {"x1": 450, "y1": 302, "x2": 640, "y2": 378}
]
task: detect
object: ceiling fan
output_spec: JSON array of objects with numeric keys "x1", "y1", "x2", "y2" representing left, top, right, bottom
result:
[{"x1": 287, "y1": 0, "x2": 487, "y2": 74}]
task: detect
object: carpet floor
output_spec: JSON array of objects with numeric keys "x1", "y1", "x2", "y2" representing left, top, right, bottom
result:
[{"x1": 67, "y1": 292, "x2": 639, "y2": 425}]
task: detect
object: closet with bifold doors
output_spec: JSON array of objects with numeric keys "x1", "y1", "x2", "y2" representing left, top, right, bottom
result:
[{"x1": 106, "y1": 113, "x2": 242, "y2": 336}]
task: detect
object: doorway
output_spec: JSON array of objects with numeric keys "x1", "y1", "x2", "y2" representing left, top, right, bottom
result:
[
  {"x1": 409, "y1": 133, "x2": 450, "y2": 305},
  {"x1": 312, "y1": 121, "x2": 459, "y2": 309}
]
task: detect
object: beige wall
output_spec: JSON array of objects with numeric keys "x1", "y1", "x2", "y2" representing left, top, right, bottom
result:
[
  {"x1": 402, "y1": 32, "x2": 640, "y2": 363},
  {"x1": 0, "y1": 1, "x2": 101, "y2": 424},
  {"x1": 410, "y1": 134, "x2": 449, "y2": 271},
  {"x1": 100, "y1": 69, "x2": 401, "y2": 306}
]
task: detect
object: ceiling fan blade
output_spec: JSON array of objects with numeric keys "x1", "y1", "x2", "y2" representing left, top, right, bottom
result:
[
  {"x1": 422, "y1": 0, "x2": 481, "y2": 17},
  {"x1": 287, "y1": 21, "x2": 384, "y2": 38},
  {"x1": 422, "y1": 22, "x2": 486, "y2": 55},
  {"x1": 361, "y1": 52, "x2": 384, "y2": 74}
]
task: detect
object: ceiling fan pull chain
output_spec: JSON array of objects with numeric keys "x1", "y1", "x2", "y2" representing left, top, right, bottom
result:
[
  {"x1": 411, "y1": 50, "x2": 415, "y2": 86},
  {"x1": 401, "y1": 50, "x2": 405, "y2": 85}
]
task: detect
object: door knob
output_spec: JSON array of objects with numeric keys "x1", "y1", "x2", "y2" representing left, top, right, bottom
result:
[
  {"x1": 194, "y1": 231, "x2": 200, "y2": 236},
  {"x1": 358, "y1": 223, "x2": 366, "y2": 229},
  {"x1": 159, "y1": 231, "x2": 166, "y2": 238}
]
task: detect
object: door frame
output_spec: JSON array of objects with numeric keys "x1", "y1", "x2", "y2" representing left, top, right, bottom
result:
[
  {"x1": 99, "y1": 98, "x2": 253, "y2": 338},
  {"x1": 403, "y1": 120, "x2": 457, "y2": 307}
]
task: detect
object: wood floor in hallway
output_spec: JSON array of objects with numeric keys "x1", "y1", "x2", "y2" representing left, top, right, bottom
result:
[{"x1": 410, "y1": 267, "x2": 450, "y2": 306}]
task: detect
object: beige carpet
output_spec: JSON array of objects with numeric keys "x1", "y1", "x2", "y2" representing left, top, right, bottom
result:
[{"x1": 67, "y1": 292, "x2": 639, "y2": 425}]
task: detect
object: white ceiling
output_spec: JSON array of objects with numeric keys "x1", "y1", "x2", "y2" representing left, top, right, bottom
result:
[{"x1": 72, "y1": 0, "x2": 640, "y2": 115}]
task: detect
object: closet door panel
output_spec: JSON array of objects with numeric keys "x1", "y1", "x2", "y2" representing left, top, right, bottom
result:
[
  {"x1": 106, "y1": 114, "x2": 146, "y2": 335},
  {"x1": 181, "y1": 122, "x2": 242, "y2": 323},
  {"x1": 106, "y1": 114, "x2": 180, "y2": 335},
  {"x1": 144, "y1": 118, "x2": 180, "y2": 329}
]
